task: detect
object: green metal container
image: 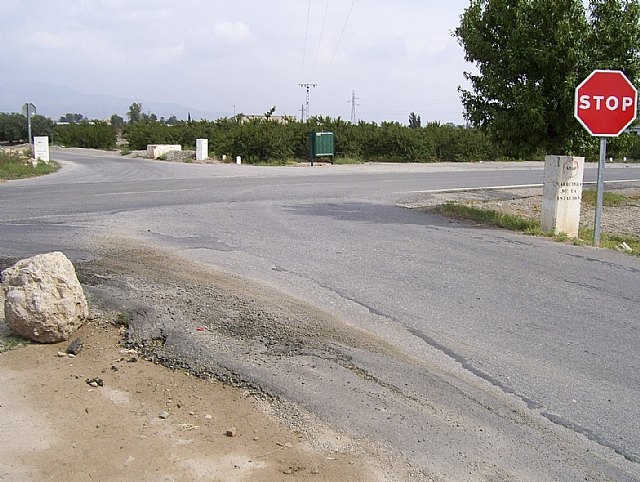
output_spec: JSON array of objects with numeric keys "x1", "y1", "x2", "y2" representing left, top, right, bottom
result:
[{"x1": 309, "y1": 131, "x2": 335, "y2": 165}]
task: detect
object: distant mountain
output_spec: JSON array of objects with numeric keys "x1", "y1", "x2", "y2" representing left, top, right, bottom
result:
[{"x1": 0, "y1": 80, "x2": 226, "y2": 121}]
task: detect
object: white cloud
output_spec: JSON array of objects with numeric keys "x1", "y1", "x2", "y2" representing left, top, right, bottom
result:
[
  {"x1": 28, "y1": 31, "x2": 71, "y2": 50},
  {"x1": 1, "y1": 0, "x2": 471, "y2": 123},
  {"x1": 213, "y1": 21, "x2": 252, "y2": 45}
]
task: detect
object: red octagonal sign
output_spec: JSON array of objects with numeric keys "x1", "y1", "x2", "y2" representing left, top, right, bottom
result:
[{"x1": 575, "y1": 70, "x2": 638, "y2": 137}]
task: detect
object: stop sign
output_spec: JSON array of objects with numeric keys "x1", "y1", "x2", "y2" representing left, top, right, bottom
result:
[{"x1": 575, "y1": 70, "x2": 638, "y2": 137}]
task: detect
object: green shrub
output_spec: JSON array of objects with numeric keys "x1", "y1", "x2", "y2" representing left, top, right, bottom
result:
[{"x1": 55, "y1": 122, "x2": 116, "y2": 149}]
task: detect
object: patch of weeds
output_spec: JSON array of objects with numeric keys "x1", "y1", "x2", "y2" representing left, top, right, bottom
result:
[
  {"x1": 431, "y1": 201, "x2": 640, "y2": 256},
  {"x1": 432, "y1": 202, "x2": 542, "y2": 234},
  {"x1": 335, "y1": 157, "x2": 363, "y2": 165},
  {"x1": 114, "y1": 312, "x2": 130, "y2": 328},
  {"x1": 0, "y1": 334, "x2": 31, "y2": 353},
  {"x1": 0, "y1": 151, "x2": 59, "y2": 181},
  {"x1": 553, "y1": 232, "x2": 570, "y2": 242},
  {"x1": 120, "y1": 147, "x2": 131, "y2": 156},
  {"x1": 157, "y1": 154, "x2": 168, "y2": 161},
  {"x1": 581, "y1": 189, "x2": 628, "y2": 207},
  {"x1": 253, "y1": 159, "x2": 299, "y2": 166},
  {"x1": 577, "y1": 228, "x2": 640, "y2": 256}
]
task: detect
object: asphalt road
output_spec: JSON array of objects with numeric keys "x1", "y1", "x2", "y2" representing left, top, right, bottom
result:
[{"x1": 2, "y1": 148, "x2": 640, "y2": 478}]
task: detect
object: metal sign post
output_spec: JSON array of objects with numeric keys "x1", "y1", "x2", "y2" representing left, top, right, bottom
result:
[
  {"x1": 594, "y1": 138, "x2": 607, "y2": 245},
  {"x1": 22, "y1": 103, "x2": 36, "y2": 153}
]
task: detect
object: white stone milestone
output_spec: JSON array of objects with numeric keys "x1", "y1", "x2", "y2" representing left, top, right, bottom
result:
[
  {"x1": 2, "y1": 252, "x2": 88, "y2": 343},
  {"x1": 541, "y1": 155, "x2": 585, "y2": 238},
  {"x1": 196, "y1": 139, "x2": 208, "y2": 161},
  {"x1": 33, "y1": 136, "x2": 50, "y2": 163}
]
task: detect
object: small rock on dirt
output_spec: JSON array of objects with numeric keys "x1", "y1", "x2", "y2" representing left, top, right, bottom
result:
[
  {"x1": 66, "y1": 337, "x2": 83, "y2": 355},
  {"x1": 85, "y1": 378, "x2": 104, "y2": 388}
]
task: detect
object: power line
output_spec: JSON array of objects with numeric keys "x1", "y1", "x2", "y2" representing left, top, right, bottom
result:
[
  {"x1": 324, "y1": 0, "x2": 355, "y2": 78},
  {"x1": 311, "y1": 0, "x2": 330, "y2": 80},
  {"x1": 300, "y1": 0, "x2": 312, "y2": 81}
]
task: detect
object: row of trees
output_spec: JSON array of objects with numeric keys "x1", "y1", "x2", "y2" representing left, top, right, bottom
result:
[
  {"x1": 124, "y1": 116, "x2": 499, "y2": 162},
  {"x1": 0, "y1": 112, "x2": 115, "y2": 149},
  {"x1": 123, "y1": 115, "x2": 640, "y2": 163},
  {"x1": 0, "y1": 113, "x2": 55, "y2": 143},
  {"x1": 4, "y1": 109, "x2": 640, "y2": 163}
]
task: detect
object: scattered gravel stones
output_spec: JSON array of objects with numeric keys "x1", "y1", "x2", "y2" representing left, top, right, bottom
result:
[{"x1": 86, "y1": 377, "x2": 104, "y2": 388}]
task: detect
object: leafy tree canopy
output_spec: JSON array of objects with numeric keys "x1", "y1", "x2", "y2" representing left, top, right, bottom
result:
[
  {"x1": 59, "y1": 113, "x2": 86, "y2": 123},
  {"x1": 455, "y1": 0, "x2": 640, "y2": 158},
  {"x1": 110, "y1": 114, "x2": 124, "y2": 128},
  {"x1": 127, "y1": 102, "x2": 143, "y2": 124},
  {"x1": 409, "y1": 112, "x2": 422, "y2": 129}
]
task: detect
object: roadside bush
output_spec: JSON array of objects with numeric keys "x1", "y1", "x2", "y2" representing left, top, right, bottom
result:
[
  {"x1": 0, "y1": 113, "x2": 28, "y2": 142},
  {"x1": 55, "y1": 122, "x2": 116, "y2": 149},
  {"x1": 119, "y1": 115, "x2": 640, "y2": 164}
]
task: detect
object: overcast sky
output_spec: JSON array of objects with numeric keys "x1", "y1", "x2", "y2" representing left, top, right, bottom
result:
[{"x1": 1, "y1": 0, "x2": 472, "y2": 124}]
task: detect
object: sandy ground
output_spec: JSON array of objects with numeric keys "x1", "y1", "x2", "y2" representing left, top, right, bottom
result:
[{"x1": 0, "y1": 306, "x2": 381, "y2": 481}]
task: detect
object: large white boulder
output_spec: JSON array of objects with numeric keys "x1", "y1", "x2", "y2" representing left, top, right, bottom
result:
[{"x1": 2, "y1": 252, "x2": 88, "y2": 343}]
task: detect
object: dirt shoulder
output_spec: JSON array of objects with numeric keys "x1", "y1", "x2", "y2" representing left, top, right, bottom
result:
[
  {"x1": 0, "y1": 295, "x2": 386, "y2": 481},
  {"x1": 399, "y1": 183, "x2": 640, "y2": 240}
]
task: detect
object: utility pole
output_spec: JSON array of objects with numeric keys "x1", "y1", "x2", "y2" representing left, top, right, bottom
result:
[
  {"x1": 299, "y1": 83, "x2": 317, "y2": 122},
  {"x1": 348, "y1": 90, "x2": 360, "y2": 123}
]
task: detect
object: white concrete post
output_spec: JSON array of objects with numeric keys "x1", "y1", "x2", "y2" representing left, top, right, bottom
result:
[
  {"x1": 541, "y1": 155, "x2": 585, "y2": 238},
  {"x1": 196, "y1": 139, "x2": 208, "y2": 161},
  {"x1": 33, "y1": 136, "x2": 50, "y2": 163},
  {"x1": 236, "y1": 156, "x2": 242, "y2": 165}
]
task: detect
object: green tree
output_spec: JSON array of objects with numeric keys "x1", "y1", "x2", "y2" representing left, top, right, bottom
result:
[
  {"x1": 55, "y1": 122, "x2": 116, "y2": 149},
  {"x1": 127, "y1": 103, "x2": 143, "y2": 124},
  {"x1": 0, "y1": 113, "x2": 27, "y2": 142},
  {"x1": 110, "y1": 114, "x2": 124, "y2": 128},
  {"x1": 59, "y1": 113, "x2": 86, "y2": 123},
  {"x1": 31, "y1": 115, "x2": 55, "y2": 138},
  {"x1": 588, "y1": 0, "x2": 640, "y2": 81},
  {"x1": 408, "y1": 112, "x2": 422, "y2": 129},
  {"x1": 455, "y1": 0, "x2": 640, "y2": 158}
]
